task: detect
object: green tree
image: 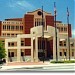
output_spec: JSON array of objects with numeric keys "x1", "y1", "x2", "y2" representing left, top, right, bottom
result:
[{"x1": 0, "y1": 41, "x2": 6, "y2": 60}]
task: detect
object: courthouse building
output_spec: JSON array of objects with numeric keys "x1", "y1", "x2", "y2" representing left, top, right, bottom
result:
[{"x1": 0, "y1": 9, "x2": 75, "y2": 62}]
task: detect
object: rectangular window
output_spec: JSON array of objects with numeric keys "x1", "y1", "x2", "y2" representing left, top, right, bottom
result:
[
  {"x1": 60, "y1": 52, "x2": 62, "y2": 56},
  {"x1": 7, "y1": 25, "x2": 10, "y2": 30},
  {"x1": 72, "y1": 49, "x2": 74, "y2": 56},
  {"x1": 61, "y1": 27, "x2": 63, "y2": 31},
  {"x1": 16, "y1": 26, "x2": 19, "y2": 30},
  {"x1": 3, "y1": 25, "x2": 5, "y2": 30},
  {"x1": 21, "y1": 52, "x2": 24, "y2": 56},
  {"x1": 71, "y1": 43, "x2": 74, "y2": 47},
  {"x1": 11, "y1": 52, "x2": 14, "y2": 57},
  {"x1": 64, "y1": 52, "x2": 66, "y2": 56},
  {"x1": 7, "y1": 33, "x2": 10, "y2": 37},
  {"x1": 64, "y1": 27, "x2": 67, "y2": 31},
  {"x1": 11, "y1": 43, "x2": 14, "y2": 46},
  {"x1": 20, "y1": 26, "x2": 23, "y2": 30},
  {"x1": 11, "y1": 26, "x2": 14, "y2": 30},
  {"x1": 8, "y1": 43, "x2": 10, "y2": 46},
  {"x1": 64, "y1": 41, "x2": 66, "y2": 46},
  {"x1": 59, "y1": 41, "x2": 63, "y2": 46}
]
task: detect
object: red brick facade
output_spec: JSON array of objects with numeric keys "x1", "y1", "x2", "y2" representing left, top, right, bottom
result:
[
  {"x1": 47, "y1": 40, "x2": 53, "y2": 58},
  {"x1": 25, "y1": 38, "x2": 31, "y2": 46},
  {"x1": 24, "y1": 14, "x2": 34, "y2": 34},
  {"x1": 46, "y1": 16, "x2": 54, "y2": 27},
  {"x1": 25, "y1": 49, "x2": 31, "y2": 56}
]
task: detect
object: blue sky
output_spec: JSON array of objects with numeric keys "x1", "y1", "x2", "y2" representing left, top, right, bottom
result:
[{"x1": 0, "y1": 0, "x2": 75, "y2": 37}]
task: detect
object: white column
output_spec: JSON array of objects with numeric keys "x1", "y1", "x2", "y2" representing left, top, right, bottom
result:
[
  {"x1": 35, "y1": 37, "x2": 38, "y2": 62},
  {"x1": 17, "y1": 38, "x2": 21, "y2": 62},
  {"x1": 5, "y1": 40, "x2": 8, "y2": 63},
  {"x1": 57, "y1": 37, "x2": 59, "y2": 61},
  {"x1": 66, "y1": 38, "x2": 69, "y2": 60},
  {"x1": 31, "y1": 37, "x2": 34, "y2": 62},
  {"x1": 53, "y1": 37, "x2": 56, "y2": 61}
]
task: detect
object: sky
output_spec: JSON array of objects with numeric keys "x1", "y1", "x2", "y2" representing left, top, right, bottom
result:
[{"x1": 0, "y1": 0, "x2": 75, "y2": 37}]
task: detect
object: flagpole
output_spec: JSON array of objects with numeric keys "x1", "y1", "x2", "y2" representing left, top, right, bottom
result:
[
  {"x1": 42, "y1": 6, "x2": 44, "y2": 63},
  {"x1": 67, "y1": 7, "x2": 70, "y2": 61},
  {"x1": 54, "y1": 2, "x2": 58, "y2": 61}
]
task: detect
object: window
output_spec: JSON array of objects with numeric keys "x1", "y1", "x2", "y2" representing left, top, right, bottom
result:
[
  {"x1": 16, "y1": 26, "x2": 19, "y2": 30},
  {"x1": 8, "y1": 52, "x2": 11, "y2": 57},
  {"x1": 8, "y1": 43, "x2": 10, "y2": 46},
  {"x1": 72, "y1": 49, "x2": 74, "y2": 56},
  {"x1": 11, "y1": 26, "x2": 14, "y2": 30},
  {"x1": 64, "y1": 41, "x2": 66, "y2": 46},
  {"x1": 11, "y1": 34, "x2": 14, "y2": 37},
  {"x1": 21, "y1": 43, "x2": 24, "y2": 46},
  {"x1": 59, "y1": 41, "x2": 63, "y2": 46},
  {"x1": 35, "y1": 18, "x2": 45, "y2": 27},
  {"x1": 60, "y1": 52, "x2": 62, "y2": 56},
  {"x1": 64, "y1": 27, "x2": 67, "y2": 31},
  {"x1": 11, "y1": 43, "x2": 14, "y2": 46},
  {"x1": 7, "y1": 25, "x2": 10, "y2": 30},
  {"x1": 61, "y1": 27, "x2": 63, "y2": 31},
  {"x1": 11, "y1": 52, "x2": 14, "y2": 57},
  {"x1": 3, "y1": 25, "x2": 6, "y2": 30},
  {"x1": 3, "y1": 25, "x2": 4, "y2": 29},
  {"x1": 71, "y1": 43, "x2": 74, "y2": 47},
  {"x1": 21, "y1": 52, "x2": 24, "y2": 56},
  {"x1": 20, "y1": 26, "x2": 23, "y2": 30},
  {"x1": 64, "y1": 52, "x2": 66, "y2": 56},
  {"x1": 7, "y1": 33, "x2": 10, "y2": 37}
]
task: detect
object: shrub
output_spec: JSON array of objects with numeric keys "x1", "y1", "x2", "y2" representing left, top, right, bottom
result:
[{"x1": 51, "y1": 60, "x2": 75, "y2": 63}]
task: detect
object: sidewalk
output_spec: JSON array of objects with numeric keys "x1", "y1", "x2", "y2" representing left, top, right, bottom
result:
[{"x1": 0, "y1": 62, "x2": 75, "y2": 71}]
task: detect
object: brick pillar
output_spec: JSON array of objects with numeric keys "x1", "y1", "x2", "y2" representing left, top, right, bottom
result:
[
  {"x1": 24, "y1": 14, "x2": 34, "y2": 34},
  {"x1": 46, "y1": 16, "x2": 54, "y2": 29}
]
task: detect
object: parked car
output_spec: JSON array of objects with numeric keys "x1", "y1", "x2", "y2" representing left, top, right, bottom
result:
[{"x1": 0, "y1": 59, "x2": 6, "y2": 64}]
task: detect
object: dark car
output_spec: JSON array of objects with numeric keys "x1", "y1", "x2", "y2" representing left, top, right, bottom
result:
[{"x1": 0, "y1": 59, "x2": 6, "y2": 64}]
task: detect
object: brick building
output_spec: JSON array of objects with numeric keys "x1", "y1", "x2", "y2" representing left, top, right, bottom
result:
[{"x1": 0, "y1": 9, "x2": 75, "y2": 62}]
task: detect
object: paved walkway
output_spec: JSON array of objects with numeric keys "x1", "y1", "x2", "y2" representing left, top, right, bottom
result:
[
  {"x1": 6, "y1": 61, "x2": 48, "y2": 66},
  {"x1": 0, "y1": 62, "x2": 75, "y2": 71}
]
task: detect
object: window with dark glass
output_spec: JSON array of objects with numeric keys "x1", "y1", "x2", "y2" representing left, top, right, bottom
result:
[
  {"x1": 64, "y1": 41, "x2": 66, "y2": 46},
  {"x1": 21, "y1": 52, "x2": 24, "y2": 56},
  {"x1": 20, "y1": 26, "x2": 23, "y2": 30},
  {"x1": 61, "y1": 27, "x2": 63, "y2": 31},
  {"x1": 60, "y1": 52, "x2": 62, "y2": 56},
  {"x1": 64, "y1": 27, "x2": 67, "y2": 31},
  {"x1": 11, "y1": 26, "x2": 14, "y2": 30},
  {"x1": 11, "y1": 43, "x2": 14, "y2": 46},
  {"x1": 59, "y1": 41, "x2": 63, "y2": 46},
  {"x1": 11, "y1": 52, "x2": 14, "y2": 57},
  {"x1": 8, "y1": 43, "x2": 10, "y2": 46},
  {"x1": 7, "y1": 33, "x2": 10, "y2": 37},
  {"x1": 71, "y1": 43, "x2": 74, "y2": 47},
  {"x1": 16, "y1": 26, "x2": 19, "y2": 30},
  {"x1": 8, "y1": 52, "x2": 11, "y2": 57},
  {"x1": 3, "y1": 25, "x2": 5, "y2": 29},
  {"x1": 64, "y1": 52, "x2": 66, "y2": 56},
  {"x1": 72, "y1": 50, "x2": 74, "y2": 56}
]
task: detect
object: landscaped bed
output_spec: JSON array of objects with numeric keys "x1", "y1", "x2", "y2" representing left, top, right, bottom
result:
[{"x1": 51, "y1": 60, "x2": 75, "y2": 63}]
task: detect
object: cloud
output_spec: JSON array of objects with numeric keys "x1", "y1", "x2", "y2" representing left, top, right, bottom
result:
[
  {"x1": 72, "y1": 29, "x2": 75, "y2": 37},
  {"x1": 8, "y1": 0, "x2": 35, "y2": 10}
]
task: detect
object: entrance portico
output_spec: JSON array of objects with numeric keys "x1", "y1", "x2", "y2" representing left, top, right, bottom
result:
[{"x1": 5, "y1": 26, "x2": 59, "y2": 63}]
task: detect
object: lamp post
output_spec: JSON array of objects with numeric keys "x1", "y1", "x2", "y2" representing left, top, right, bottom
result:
[
  {"x1": 67, "y1": 7, "x2": 70, "y2": 61},
  {"x1": 54, "y1": 2, "x2": 58, "y2": 61},
  {"x1": 42, "y1": 6, "x2": 44, "y2": 63}
]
